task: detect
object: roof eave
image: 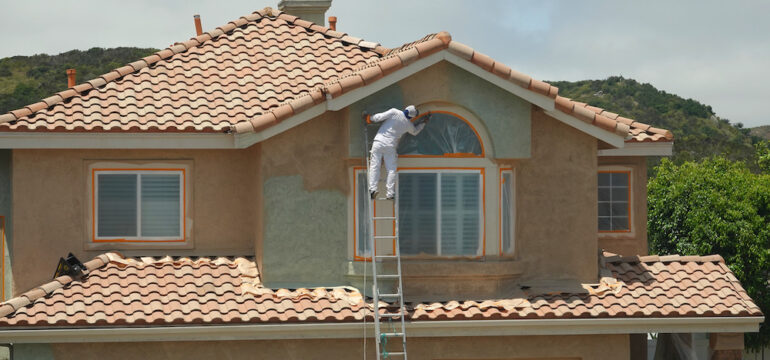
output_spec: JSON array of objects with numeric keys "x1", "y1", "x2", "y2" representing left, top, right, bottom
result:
[
  {"x1": 598, "y1": 141, "x2": 674, "y2": 157},
  {"x1": 0, "y1": 316, "x2": 760, "y2": 343}
]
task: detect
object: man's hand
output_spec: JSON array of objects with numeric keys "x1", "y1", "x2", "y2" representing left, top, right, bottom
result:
[{"x1": 362, "y1": 111, "x2": 371, "y2": 124}]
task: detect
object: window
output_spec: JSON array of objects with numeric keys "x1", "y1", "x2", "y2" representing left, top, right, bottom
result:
[
  {"x1": 500, "y1": 169, "x2": 514, "y2": 254},
  {"x1": 598, "y1": 171, "x2": 631, "y2": 232},
  {"x1": 355, "y1": 169, "x2": 484, "y2": 257},
  {"x1": 397, "y1": 111, "x2": 483, "y2": 157},
  {"x1": 398, "y1": 170, "x2": 483, "y2": 256},
  {"x1": 93, "y1": 169, "x2": 185, "y2": 242}
]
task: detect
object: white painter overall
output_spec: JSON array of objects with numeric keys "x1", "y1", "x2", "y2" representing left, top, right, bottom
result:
[{"x1": 368, "y1": 108, "x2": 425, "y2": 198}]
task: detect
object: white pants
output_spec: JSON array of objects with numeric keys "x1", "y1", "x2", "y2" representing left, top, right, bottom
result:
[{"x1": 368, "y1": 141, "x2": 397, "y2": 198}]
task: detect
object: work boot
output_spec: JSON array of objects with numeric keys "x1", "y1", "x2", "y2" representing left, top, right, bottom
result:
[
  {"x1": 370, "y1": 191, "x2": 378, "y2": 200},
  {"x1": 386, "y1": 194, "x2": 395, "y2": 200}
]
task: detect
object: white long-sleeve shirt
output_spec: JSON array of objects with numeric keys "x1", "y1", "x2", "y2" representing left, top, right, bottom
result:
[{"x1": 370, "y1": 108, "x2": 426, "y2": 148}]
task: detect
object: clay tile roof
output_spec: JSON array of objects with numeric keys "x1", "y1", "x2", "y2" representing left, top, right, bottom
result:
[
  {"x1": 0, "y1": 7, "x2": 671, "y2": 144},
  {"x1": 0, "y1": 251, "x2": 760, "y2": 328}
]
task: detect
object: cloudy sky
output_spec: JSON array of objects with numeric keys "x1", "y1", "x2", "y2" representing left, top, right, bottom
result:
[{"x1": 1, "y1": 0, "x2": 768, "y2": 127}]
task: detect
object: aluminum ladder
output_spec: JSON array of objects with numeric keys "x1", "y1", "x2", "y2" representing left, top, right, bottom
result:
[{"x1": 364, "y1": 116, "x2": 408, "y2": 359}]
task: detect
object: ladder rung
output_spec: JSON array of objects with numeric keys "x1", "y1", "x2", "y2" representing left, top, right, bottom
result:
[
  {"x1": 373, "y1": 216, "x2": 396, "y2": 220},
  {"x1": 378, "y1": 293, "x2": 401, "y2": 298},
  {"x1": 384, "y1": 352, "x2": 405, "y2": 356},
  {"x1": 374, "y1": 235, "x2": 397, "y2": 239},
  {"x1": 379, "y1": 312, "x2": 404, "y2": 317},
  {"x1": 381, "y1": 332, "x2": 404, "y2": 337},
  {"x1": 374, "y1": 255, "x2": 398, "y2": 259},
  {"x1": 376, "y1": 198, "x2": 394, "y2": 201},
  {"x1": 376, "y1": 274, "x2": 400, "y2": 279}
]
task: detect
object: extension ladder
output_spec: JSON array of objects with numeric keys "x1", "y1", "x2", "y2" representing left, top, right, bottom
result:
[{"x1": 364, "y1": 118, "x2": 408, "y2": 359}]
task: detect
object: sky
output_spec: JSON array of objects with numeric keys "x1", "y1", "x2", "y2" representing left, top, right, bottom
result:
[{"x1": 1, "y1": 0, "x2": 768, "y2": 127}]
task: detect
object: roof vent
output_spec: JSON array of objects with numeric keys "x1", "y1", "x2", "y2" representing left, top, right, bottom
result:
[
  {"x1": 193, "y1": 14, "x2": 203, "y2": 36},
  {"x1": 328, "y1": 16, "x2": 337, "y2": 30},
  {"x1": 277, "y1": 0, "x2": 332, "y2": 26}
]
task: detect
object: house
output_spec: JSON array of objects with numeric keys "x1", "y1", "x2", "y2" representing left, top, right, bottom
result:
[{"x1": 0, "y1": 1, "x2": 763, "y2": 359}]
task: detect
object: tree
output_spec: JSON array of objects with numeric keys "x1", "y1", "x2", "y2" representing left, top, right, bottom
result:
[
  {"x1": 648, "y1": 157, "x2": 770, "y2": 350},
  {"x1": 757, "y1": 141, "x2": 770, "y2": 173}
]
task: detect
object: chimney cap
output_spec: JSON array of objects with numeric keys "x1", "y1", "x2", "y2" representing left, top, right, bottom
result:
[{"x1": 193, "y1": 14, "x2": 200, "y2": 19}]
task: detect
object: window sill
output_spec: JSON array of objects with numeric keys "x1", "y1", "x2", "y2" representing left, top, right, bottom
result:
[{"x1": 85, "y1": 240, "x2": 193, "y2": 251}]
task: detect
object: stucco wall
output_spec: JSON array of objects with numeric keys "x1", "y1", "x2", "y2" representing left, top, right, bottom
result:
[
  {"x1": 597, "y1": 156, "x2": 648, "y2": 256},
  {"x1": 348, "y1": 61, "x2": 531, "y2": 159},
  {"x1": 0, "y1": 150, "x2": 11, "y2": 301},
  {"x1": 10, "y1": 148, "x2": 259, "y2": 293},
  {"x1": 16, "y1": 334, "x2": 629, "y2": 360},
  {"x1": 516, "y1": 110, "x2": 598, "y2": 283},
  {"x1": 259, "y1": 111, "x2": 350, "y2": 287}
]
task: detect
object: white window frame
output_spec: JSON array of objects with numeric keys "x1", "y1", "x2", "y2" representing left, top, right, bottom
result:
[
  {"x1": 396, "y1": 169, "x2": 484, "y2": 257},
  {"x1": 93, "y1": 169, "x2": 185, "y2": 242},
  {"x1": 500, "y1": 168, "x2": 515, "y2": 255}
]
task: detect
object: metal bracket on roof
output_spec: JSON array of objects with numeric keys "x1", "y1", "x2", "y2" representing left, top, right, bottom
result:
[{"x1": 53, "y1": 253, "x2": 87, "y2": 280}]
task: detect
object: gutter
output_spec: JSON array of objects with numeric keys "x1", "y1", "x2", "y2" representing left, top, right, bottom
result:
[{"x1": 0, "y1": 317, "x2": 761, "y2": 343}]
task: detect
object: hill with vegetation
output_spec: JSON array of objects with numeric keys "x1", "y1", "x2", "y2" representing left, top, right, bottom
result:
[
  {"x1": 550, "y1": 77, "x2": 763, "y2": 168},
  {"x1": 0, "y1": 47, "x2": 158, "y2": 115},
  {"x1": 751, "y1": 125, "x2": 770, "y2": 140}
]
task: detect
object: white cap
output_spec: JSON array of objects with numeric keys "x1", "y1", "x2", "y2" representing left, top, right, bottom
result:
[{"x1": 405, "y1": 105, "x2": 418, "y2": 118}]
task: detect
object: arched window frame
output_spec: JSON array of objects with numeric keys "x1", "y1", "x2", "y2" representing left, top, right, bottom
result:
[{"x1": 398, "y1": 110, "x2": 486, "y2": 158}]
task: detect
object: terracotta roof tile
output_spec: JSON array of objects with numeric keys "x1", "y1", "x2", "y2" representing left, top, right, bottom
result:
[
  {"x1": 0, "y1": 251, "x2": 760, "y2": 328},
  {"x1": 0, "y1": 7, "x2": 671, "y2": 145}
]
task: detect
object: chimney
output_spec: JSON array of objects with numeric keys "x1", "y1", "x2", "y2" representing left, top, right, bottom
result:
[
  {"x1": 66, "y1": 69, "x2": 76, "y2": 88},
  {"x1": 328, "y1": 16, "x2": 337, "y2": 31},
  {"x1": 193, "y1": 14, "x2": 203, "y2": 36},
  {"x1": 277, "y1": 0, "x2": 332, "y2": 26}
]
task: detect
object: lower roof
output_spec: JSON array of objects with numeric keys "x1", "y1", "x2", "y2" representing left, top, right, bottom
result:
[{"x1": 0, "y1": 251, "x2": 761, "y2": 332}]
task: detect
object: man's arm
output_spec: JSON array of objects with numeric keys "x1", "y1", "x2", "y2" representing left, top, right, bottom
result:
[
  {"x1": 407, "y1": 122, "x2": 426, "y2": 135},
  {"x1": 371, "y1": 108, "x2": 400, "y2": 123}
]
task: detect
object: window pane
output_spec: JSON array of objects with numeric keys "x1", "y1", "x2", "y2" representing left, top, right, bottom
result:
[
  {"x1": 598, "y1": 173, "x2": 611, "y2": 186},
  {"x1": 501, "y1": 172, "x2": 513, "y2": 254},
  {"x1": 612, "y1": 216, "x2": 628, "y2": 230},
  {"x1": 440, "y1": 173, "x2": 480, "y2": 256},
  {"x1": 611, "y1": 172, "x2": 629, "y2": 186},
  {"x1": 97, "y1": 174, "x2": 137, "y2": 237},
  {"x1": 598, "y1": 202, "x2": 611, "y2": 216},
  {"x1": 398, "y1": 173, "x2": 437, "y2": 255},
  {"x1": 356, "y1": 172, "x2": 370, "y2": 256},
  {"x1": 611, "y1": 202, "x2": 628, "y2": 216},
  {"x1": 397, "y1": 113, "x2": 483, "y2": 156},
  {"x1": 598, "y1": 188, "x2": 611, "y2": 202},
  {"x1": 598, "y1": 217, "x2": 611, "y2": 231},
  {"x1": 140, "y1": 174, "x2": 181, "y2": 237},
  {"x1": 612, "y1": 187, "x2": 628, "y2": 202}
]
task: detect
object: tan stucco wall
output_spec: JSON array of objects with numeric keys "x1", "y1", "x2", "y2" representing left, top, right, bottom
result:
[
  {"x1": 597, "y1": 156, "x2": 648, "y2": 256},
  {"x1": 11, "y1": 148, "x2": 259, "y2": 293},
  {"x1": 516, "y1": 109, "x2": 598, "y2": 284},
  {"x1": 37, "y1": 334, "x2": 629, "y2": 360}
]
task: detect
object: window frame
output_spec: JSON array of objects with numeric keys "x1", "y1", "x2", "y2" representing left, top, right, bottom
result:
[
  {"x1": 597, "y1": 169, "x2": 632, "y2": 234},
  {"x1": 353, "y1": 167, "x2": 486, "y2": 259},
  {"x1": 499, "y1": 168, "x2": 515, "y2": 255},
  {"x1": 92, "y1": 168, "x2": 186, "y2": 243},
  {"x1": 398, "y1": 110, "x2": 486, "y2": 159}
]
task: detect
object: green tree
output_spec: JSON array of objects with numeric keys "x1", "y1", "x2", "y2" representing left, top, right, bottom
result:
[
  {"x1": 757, "y1": 141, "x2": 770, "y2": 173},
  {"x1": 648, "y1": 157, "x2": 770, "y2": 350}
]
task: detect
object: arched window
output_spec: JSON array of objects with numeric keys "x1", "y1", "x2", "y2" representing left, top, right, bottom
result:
[{"x1": 397, "y1": 111, "x2": 484, "y2": 157}]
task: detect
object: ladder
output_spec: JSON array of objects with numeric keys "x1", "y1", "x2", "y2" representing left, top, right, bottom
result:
[{"x1": 364, "y1": 117, "x2": 408, "y2": 360}]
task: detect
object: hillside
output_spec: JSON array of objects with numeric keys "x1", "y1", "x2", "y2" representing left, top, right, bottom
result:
[
  {"x1": 0, "y1": 47, "x2": 158, "y2": 115},
  {"x1": 0, "y1": 50, "x2": 763, "y2": 169},
  {"x1": 751, "y1": 125, "x2": 770, "y2": 140},
  {"x1": 550, "y1": 77, "x2": 761, "y2": 167}
]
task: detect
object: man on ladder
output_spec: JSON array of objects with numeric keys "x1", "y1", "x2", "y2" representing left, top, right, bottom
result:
[{"x1": 365, "y1": 105, "x2": 430, "y2": 200}]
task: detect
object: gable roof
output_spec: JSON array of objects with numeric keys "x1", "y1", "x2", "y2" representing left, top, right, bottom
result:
[
  {"x1": 0, "y1": 7, "x2": 671, "y2": 145},
  {"x1": 0, "y1": 251, "x2": 760, "y2": 332}
]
